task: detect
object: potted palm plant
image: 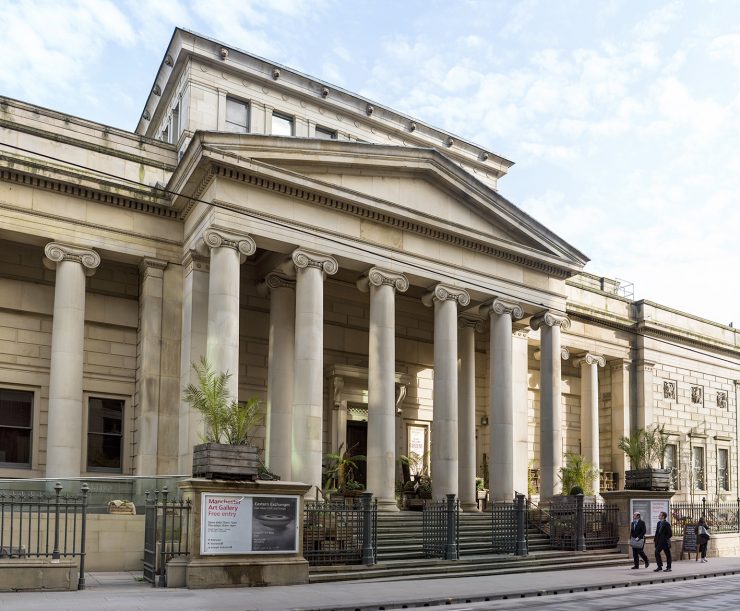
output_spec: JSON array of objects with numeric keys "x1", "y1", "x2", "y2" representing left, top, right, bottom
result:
[
  {"x1": 618, "y1": 425, "x2": 671, "y2": 490},
  {"x1": 558, "y1": 452, "x2": 599, "y2": 498},
  {"x1": 322, "y1": 442, "x2": 366, "y2": 499},
  {"x1": 184, "y1": 357, "x2": 261, "y2": 480}
]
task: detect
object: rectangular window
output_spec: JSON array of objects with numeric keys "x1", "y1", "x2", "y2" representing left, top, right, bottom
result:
[
  {"x1": 719, "y1": 448, "x2": 730, "y2": 491},
  {"x1": 315, "y1": 126, "x2": 337, "y2": 140},
  {"x1": 692, "y1": 446, "x2": 705, "y2": 490},
  {"x1": 664, "y1": 444, "x2": 679, "y2": 489},
  {"x1": 171, "y1": 104, "x2": 180, "y2": 144},
  {"x1": 87, "y1": 397, "x2": 123, "y2": 472},
  {"x1": 0, "y1": 389, "x2": 33, "y2": 467},
  {"x1": 271, "y1": 112, "x2": 294, "y2": 136},
  {"x1": 225, "y1": 97, "x2": 249, "y2": 133}
]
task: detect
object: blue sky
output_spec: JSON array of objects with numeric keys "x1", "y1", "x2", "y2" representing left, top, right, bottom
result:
[{"x1": 1, "y1": 0, "x2": 738, "y2": 324}]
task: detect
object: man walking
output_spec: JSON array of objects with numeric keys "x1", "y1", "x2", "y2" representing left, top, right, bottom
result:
[
  {"x1": 630, "y1": 511, "x2": 649, "y2": 569},
  {"x1": 654, "y1": 511, "x2": 673, "y2": 572}
]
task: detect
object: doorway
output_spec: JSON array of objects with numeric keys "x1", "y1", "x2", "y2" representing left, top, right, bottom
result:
[{"x1": 346, "y1": 420, "x2": 367, "y2": 487}]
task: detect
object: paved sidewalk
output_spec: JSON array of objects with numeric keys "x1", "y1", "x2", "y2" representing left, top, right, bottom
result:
[{"x1": 2, "y1": 557, "x2": 740, "y2": 611}]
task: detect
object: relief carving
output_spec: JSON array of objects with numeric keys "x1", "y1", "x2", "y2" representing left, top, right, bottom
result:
[
  {"x1": 691, "y1": 385, "x2": 703, "y2": 405},
  {"x1": 717, "y1": 391, "x2": 728, "y2": 410},
  {"x1": 663, "y1": 381, "x2": 676, "y2": 400}
]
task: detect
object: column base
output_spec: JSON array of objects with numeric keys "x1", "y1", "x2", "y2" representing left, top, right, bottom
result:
[
  {"x1": 460, "y1": 501, "x2": 480, "y2": 512},
  {"x1": 376, "y1": 498, "x2": 400, "y2": 512}
]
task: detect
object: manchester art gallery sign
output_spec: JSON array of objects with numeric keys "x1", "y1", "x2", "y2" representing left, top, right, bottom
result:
[{"x1": 201, "y1": 493, "x2": 300, "y2": 555}]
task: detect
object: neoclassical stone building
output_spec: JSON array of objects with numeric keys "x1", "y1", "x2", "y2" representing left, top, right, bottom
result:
[{"x1": 0, "y1": 28, "x2": 737, "y2": 508}]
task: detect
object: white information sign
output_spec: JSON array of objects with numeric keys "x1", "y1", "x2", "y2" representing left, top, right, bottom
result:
[
  {"x1": 630, "y1": 499, "x2": 670, "y2": 537},
  {"x1": 201, "y1": 493, "x2": 299, "y2": 555}
]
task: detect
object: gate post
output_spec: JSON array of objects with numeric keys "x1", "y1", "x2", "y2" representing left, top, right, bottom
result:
[
  {"x1": 78, "y1": 483, "x2": 89, "y2": 590},
  {"x1": 445, "y1": 494, "x2": 458, "y2": 560},
  {"x1": 52, "y1": 482, "x2": 62, "y2": 562},
  {"x1": 361, "y1": 492, "x2": 375, "y2": 565},
  {"x1": 158, "y1": 487, "x2": 169, "y2": 587},
  {"x1": 515, "y1": 493, "x2": 528, "y2": 556},
  {"x1": 575, "y1": 493, "x2": 586, "y2": 551}
]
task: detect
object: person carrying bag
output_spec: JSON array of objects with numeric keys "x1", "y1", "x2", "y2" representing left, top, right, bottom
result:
[
  {"x1": 695, "y1": 516, "x2": 710, "y2": 562},
  {"x1": 629, "y1": 511, "x2": 649, "y2": 569}
]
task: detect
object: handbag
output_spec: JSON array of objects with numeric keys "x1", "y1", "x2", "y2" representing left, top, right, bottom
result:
[
  {"x1": 630, "y1": 537, "x2": 645, "y2": 549},
  {"x1": 699, "y1": 525, "x2": 710, "y2": 540}
]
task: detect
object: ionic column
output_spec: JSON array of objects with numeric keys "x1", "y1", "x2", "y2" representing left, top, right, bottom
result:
[
  {"x1": 484, "y1": 298, "x2": 524, "y2": 502},
  {"x1": 610, "y1": 360, "x2": 631, "y2": 489},
  {"x1": 203, "y1": 229, "x2": 256, "y2": 401},
  {"x1": 422, "y1": 284, "x2": 470, "y2": 499},
  {"x1": 458, "y1": 317, "x2": 484, "y2": 511},
  {"x1": 43, "y1": 243, "x2": 101, "y2": 478},
  {"x1": 136, "y1": 258, "x2": 167, "y2": 475},
  {"x1": 292, "y1": 248, "x2": 338, "y2": 494},
  {"x1": 260, "y1": 272, "x2": 296, "y2": 480},
  {"x1": 575, "y1": 353, "x2": 605, "y2": 494},
  {"x1": 512, "y1": 328, "x2": 531, "y2": 496},
  {"x1": 358, "y1": 268, "x2": 409, "y2": 512},
  {"x1": 530, "y1": 311, "x2": 570, "y2": 498}
]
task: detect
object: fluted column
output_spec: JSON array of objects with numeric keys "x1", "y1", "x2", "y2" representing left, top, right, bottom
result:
[
  {"x1": 576, "y1": 353, "x2": 606, "y2": 494},
  {"x1": 531, "y1": 311, "x2": 570, "y2": 498},
  {"x1": 484, "y1": 298, "x2": 524, "y2": 502},
  {"x1": 292, "y1": 248, "x2": 338, "y2": 494},
  {"x1": 261, "y1": 272, "x2": 296, "y2": 480},
  {"x1": 512, "y1": 328, "x2": 531, "y2": 496},
  {"x1": 43, "y1": 243, "x2": 101, "y2": 478},
  {"x1": 422, "y1": 284, "x2": 470, "y2": 499},
  {"x1": 203, "y1": 229, "x2": 256, "y2": 401},
  {"x1": 458, "y1": 317, "x2": 484, "y2": 511},
  {"x1": 358, "y1": 268, "x2": 409, "y2": 512}
]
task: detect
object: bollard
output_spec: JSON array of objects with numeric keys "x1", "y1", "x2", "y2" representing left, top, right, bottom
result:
[
  {"x1": 515, "y1": 493, "x2": 528, "y2": 556},
  {"x1": 361, "y1": 492, "x2": 375, "y2": 565},
  {"x1": 445, "y1": 494, "x2": 458, "y2": 560},
  {"x1": 575, "y1": 493, "x2": 586, "y2": 552}
]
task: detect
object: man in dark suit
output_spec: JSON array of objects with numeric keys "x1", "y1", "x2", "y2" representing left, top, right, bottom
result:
[
  {"x1": 654, "y1": 511, "x2": 673, "y2": 572},
  {"x1": 630, "y1": 511, "x2": 649, "y2": 568}
]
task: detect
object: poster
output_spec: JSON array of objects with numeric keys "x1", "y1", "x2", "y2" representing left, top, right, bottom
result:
[
  {"x1": 201, "y1": 493, "x2": 299, "y2": 555},
  {"x1": 630, "y1": 499, "x2": 670, "y2": 537},
  {"x1": 408, "y1": 425, "x2": 426, "y2": 457}
]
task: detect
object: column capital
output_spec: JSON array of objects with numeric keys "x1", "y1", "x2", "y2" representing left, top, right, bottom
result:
[
  {"x1": 481, "y1": 297, "x2": 524, "y2": 320},
  {"x1": 139, "y1": 257, "x2": 167, "y2": 279},
  {"x1": 291, "y1": 248, "x2": 338, "y2": 275},
  {"x1": 535, "y1": 347, "x2": 571, "y2": 361},
  {"x1": 258, "y1": 271, "x2": 296, "y2": 296},
  {"x1": 356, "y1": 267, "x2": 409, "y2": 293},
  {"x1": 203, "y1": 228, "x2": 256, "y2": 258},
  {"x1": 182, "y1": 249, "x2": 210, "y2": 274},
  {"x1": 421, "y1": 283, "x2": 470, "y2": 308},
  {"x1": 530, "y1": 310, "x2": 570, "y2": 331},
  {"x1": 43, "y1": 242, "x2": 101, "y2": 276},
  {"x1": 513, "y1": 326, "x2": 531, "y2": 340},
  {"x1": 574, "y1": 353, "x2": 606, "y2": 368},
  {"x1": 458, "y1": 316, "x2": 485, "y2": 333}
]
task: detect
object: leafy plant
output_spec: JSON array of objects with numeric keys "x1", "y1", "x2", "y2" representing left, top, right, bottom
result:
[
  {"x1": 323, "y1": 442, "x2": 366, "y2": 494},
  {"x1": 399, "y1": 451, "x2": 429, "y2": 478},
  {"x1": 559, "y1": 452, "x2": 599, "y2": 495},
  {"x1": 618, "y1": 425, "x2": 671, "y2": 470},
  {"x1": 618, "y1": 430, "x2": 648, "y2": 470},
  {"x1": 183, "y1": 357, "x2": 261, "y2": 445}
]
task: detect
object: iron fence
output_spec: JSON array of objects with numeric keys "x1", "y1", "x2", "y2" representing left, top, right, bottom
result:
[
  {"x1": 672, "y1": 498, "x2": 740, "y2": 536},
  {"x1": 303, "y1": 493, "x2": 376, "y2": 566},
  {"x1": 490, "y1": 494, "x2": 529, "y2": 555},
  {"x1": 422, "y1": 494, "x2": 458, "y2": 560},
  {"x1": 143, "y1": 487, "x2": 191, "y2": 587},
  {"x1": 547, "y1": 500, "x2": 578, "y2": 550},
  {"x1": 0, "y1": 483, "x2": 89, "y2": 590},
  {"x1": 583, "y1": 503, "x2": 619, "y2": 549}
]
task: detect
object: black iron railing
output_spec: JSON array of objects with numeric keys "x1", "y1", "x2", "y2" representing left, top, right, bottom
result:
[
  {"x1": 143, "y1": 487, "x2": 191, "y2": 587},
  {"x1": 303, "y1": 492, "x2": 376, "y2": 566},
  {"x1": 0, "y1": 483, "x2": 89, "y2": 590},
  {"x1": 528, "y1": 496, "x2": 618, "y2": 551},
  {"x1": 422, "y1": 494, "x2": 458, "y2": 560},
  {"x1": 490, "y1": 493, "x2": 529, "y2": 555},
  {"x1": 672, "y1": 498, "x2": 740, "y2": 536},
  {"x1": 583, "y1": 502, "x2": 619, "y2": 548}
]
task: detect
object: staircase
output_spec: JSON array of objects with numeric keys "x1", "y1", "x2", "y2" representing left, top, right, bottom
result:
[{"x1": 309, "y1": 509, "x2": 626, "y2": 583}]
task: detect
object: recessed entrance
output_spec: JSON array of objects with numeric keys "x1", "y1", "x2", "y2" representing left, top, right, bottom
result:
[{"x1": 346, "y1": 420, "x2": 367, "y2": 487}]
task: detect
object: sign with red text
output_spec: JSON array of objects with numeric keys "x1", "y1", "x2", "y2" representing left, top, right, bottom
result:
[{"x1": 201, "y1": 493, "x2": 299, "y2": 555}]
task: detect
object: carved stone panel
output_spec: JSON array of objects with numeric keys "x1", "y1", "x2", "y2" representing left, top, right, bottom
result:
[
  {"x1": 717, "y1": 390, "x2": 728, "y2": 409},
  {"x1": 663, "y1": 381, "x2": 676, "y2": 400},
  {"x1": 691, "y1": 385, "x2": 704, "y2": 406}
]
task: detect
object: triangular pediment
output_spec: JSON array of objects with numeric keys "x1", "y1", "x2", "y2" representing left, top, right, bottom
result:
[{"x1": 175, "y1": 134, "x2": 589, "y2": 274}]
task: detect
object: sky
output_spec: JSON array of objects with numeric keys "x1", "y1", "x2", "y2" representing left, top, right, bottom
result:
[{"x1": 0, "y1": 0, "x2": 738, "y2": 325}]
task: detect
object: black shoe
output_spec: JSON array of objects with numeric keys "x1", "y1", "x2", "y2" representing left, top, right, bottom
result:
[
  {"x1": 645, "y1": 561, "x2": 649, "y2": 568},
  {"x1": 631, "y1": 566, "x2": 639, "y2": 569},
  {"x1": 654, "y1": 567, "x2": 662, "y2": 572},
  {"x1": 665, "y1": 568, "x2": 672, "y2": 572}
]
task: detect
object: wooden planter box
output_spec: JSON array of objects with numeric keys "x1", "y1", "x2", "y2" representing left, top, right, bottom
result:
[
  {"x1": 624, "y1": 468, "x2": 671, "y2": 491},
  {"x1": 192, "y1": 442, "x2": 259, "y2": 480}
]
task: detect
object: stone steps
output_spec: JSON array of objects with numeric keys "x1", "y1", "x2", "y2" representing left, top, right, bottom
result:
[{"x1": 309, "y1": 549, "x2": 627, "y2": 583}]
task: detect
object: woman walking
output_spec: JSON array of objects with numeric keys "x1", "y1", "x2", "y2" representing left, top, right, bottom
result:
[{"x1": 695, "y1": 517, "x2": 710, "y2": 562}]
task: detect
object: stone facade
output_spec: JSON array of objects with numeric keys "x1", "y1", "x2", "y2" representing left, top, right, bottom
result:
[{"x1": 0, "y1": 28, "x2": 737, "y2": 505}]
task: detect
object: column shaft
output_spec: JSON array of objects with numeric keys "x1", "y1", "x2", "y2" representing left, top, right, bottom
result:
[
  {"x1": 490, "y1": 312, "x2": 514, "y2": 502},
  {"x1": 265, "y1": 277, "x2": 295, "y2": 480},
  {"x1": 457, "y1": 322, "x2": 478, "y2": 511},
  {"x1": 512, "y1": 329, "x2": 530, "y2": 496},
  {"x1": 578, "y1": 354, "x2": 604, "y2": 495}
]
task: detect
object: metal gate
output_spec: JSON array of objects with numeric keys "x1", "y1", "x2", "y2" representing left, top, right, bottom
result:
[
  {"x1": 143, "y1": 487, "x2": 191, "y2": 586},
  {"x1": 422, "y1": 494, "x2": 459, "y2": 560}
]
